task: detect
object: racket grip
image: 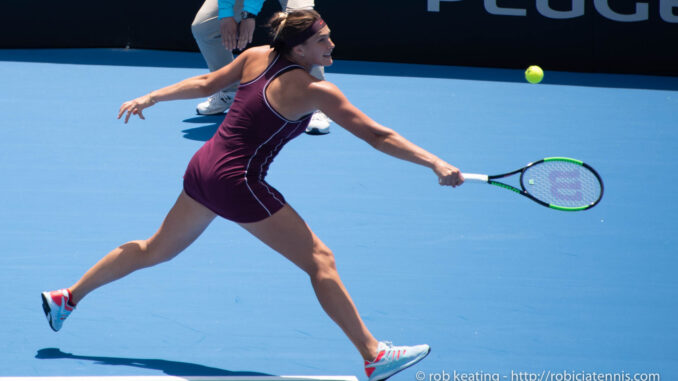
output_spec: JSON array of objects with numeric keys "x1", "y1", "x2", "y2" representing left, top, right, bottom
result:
[{"x1": 462, "y1": 173, "x2": 489, "y2": 182}]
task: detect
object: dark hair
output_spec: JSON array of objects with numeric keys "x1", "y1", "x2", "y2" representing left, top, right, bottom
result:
[{"x1": 268, "y1": 9, "x2": 322, "y2": 55}]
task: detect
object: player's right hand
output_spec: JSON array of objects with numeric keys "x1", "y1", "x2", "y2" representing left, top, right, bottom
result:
[{"x1": 434, "y1": 160, "x2": 464, "y2": 187}]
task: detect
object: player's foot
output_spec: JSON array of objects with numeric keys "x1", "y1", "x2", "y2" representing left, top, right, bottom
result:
[
  {"x1": 305, "y1": 110, "x2": 331, "y2": 135},
  {"x1": 364, "y1": 341, "x2": 431, "y2": 381},
  {"x1": 41, "y1": 289, "x2": 75, "y2": 332},
  {"x1": 196, "y1": 90, "x2": 235, "y2": 115}
]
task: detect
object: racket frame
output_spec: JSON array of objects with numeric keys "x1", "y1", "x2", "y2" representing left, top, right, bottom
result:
[{"x1": 463, "y1": 157, "x2": 604, "y2": 211}]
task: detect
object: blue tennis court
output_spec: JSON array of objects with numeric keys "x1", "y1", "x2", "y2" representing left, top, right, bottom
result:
[{"x1": 0, "y1": 48, "x2": 676, "y2": 380}]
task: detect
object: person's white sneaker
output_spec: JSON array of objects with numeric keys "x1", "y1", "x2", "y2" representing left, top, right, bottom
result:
[
  {"x1": 364, "y1": 341, "x2": 431, "y2": 381},
  {"x1": 41, "y1": 289, "x2": 75, "y2": 332},
  {"x1": 196, "y1": 90, "x2": 235, "y2": 115},
  {"x1": 305, "y1": 110, "x2": 331, "y2": 135}
]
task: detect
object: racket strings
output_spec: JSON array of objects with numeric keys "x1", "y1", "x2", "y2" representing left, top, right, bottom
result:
[{"x1": 522, "y1": 161, "x2": 602, "y2": 207}]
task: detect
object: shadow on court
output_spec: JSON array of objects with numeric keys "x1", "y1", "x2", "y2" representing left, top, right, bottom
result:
[
  {"x1": 2, "y1": 48, "x2": 677, "y2": 91},
  {"x1": 35, "y1": 348, "x2": 270, "y2": 377},
  {"x1": 181, "y1": 115, "x2": 223, "y2": 142}
]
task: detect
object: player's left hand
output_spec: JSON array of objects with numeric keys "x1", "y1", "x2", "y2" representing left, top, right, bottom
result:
[{"x1": 118, "y1": 94, "x2": 156, "y2": 123}]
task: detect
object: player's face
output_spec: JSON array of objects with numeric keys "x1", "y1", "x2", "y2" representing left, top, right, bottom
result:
[{"x1": 303, "y1": 26, "x2": 334, "y2": 67}]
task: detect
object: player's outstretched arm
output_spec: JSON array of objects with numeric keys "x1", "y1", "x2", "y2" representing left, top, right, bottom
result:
[
  {"x1": 117, "y1": 49, "x2": 253, "y2": 123},
  {"x1": 311, "y1": 81, "x2": 464, "y2": 187}
]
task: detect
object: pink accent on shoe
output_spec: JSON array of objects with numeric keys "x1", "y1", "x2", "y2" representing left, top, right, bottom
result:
[{"x1": 50, "y1": 290, "x2": 63, "y2": 307}]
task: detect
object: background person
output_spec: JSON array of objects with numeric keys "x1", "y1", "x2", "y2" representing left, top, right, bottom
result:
[{"x1": 191, "y1": 0, "x2": 331, "y2": 134}]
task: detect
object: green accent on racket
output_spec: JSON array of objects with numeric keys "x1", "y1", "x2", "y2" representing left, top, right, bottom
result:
[{"x1": 463, "y1": 157, "x2": 604, "y2": 211}]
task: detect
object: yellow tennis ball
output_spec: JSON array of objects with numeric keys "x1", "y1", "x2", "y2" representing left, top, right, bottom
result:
[{"x1": 525, "y1": 65, "x2": 544, "y2": 84}]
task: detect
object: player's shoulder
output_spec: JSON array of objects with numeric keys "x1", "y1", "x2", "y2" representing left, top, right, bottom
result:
[
  {"x1": 239, "y1": 45, "x2": 275, "y2": 61},
  {"x1": 307, "y1": 79, "x2": 341, "y2": 98},
  {"x1": 238, "y1": 46, "x2": 278, "y2": 79}
]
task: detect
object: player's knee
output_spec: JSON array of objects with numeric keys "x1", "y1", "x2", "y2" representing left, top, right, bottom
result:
[
  {"x1": 119, "y1": 240, "x2": 151, "y2": 267},
  {"x1": 130, "y1": 238, "x2": 174, "y2": 267},
  {"x1": 310, "y1": 246, "x2": 337, "y2": 280}
]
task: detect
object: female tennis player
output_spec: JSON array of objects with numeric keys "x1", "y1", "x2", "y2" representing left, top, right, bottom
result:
[{"x1": 41, "y1": 10, "x2": 463, "y2": 380}]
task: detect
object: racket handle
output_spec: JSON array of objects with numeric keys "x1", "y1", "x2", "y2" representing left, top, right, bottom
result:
[{"x1": 462, "y1": 173, "x2": 489, "y2": 182}]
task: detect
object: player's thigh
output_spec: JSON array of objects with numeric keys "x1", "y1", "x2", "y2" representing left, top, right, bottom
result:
[
  {"x1": 238, "y1": 204, "x2": 329, "y2": 274},
  {"x1": 147, "y1": 191, "x2": 217, "y2": 258}
]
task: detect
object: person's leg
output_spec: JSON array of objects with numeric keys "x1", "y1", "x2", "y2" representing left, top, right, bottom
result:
[
  {"x1": 191, "y1": 0, "x2": 240, "y2": 114},
  {"x1": 192, "y1": 0, "x2": 236, "y2": 74},
  {"x1": 68, "y1": 191, "x2": 217, "y2": 305},
  {"x1": 281, "y1": 0, "x2": 314, "y2": 13},
  {"x1": 239, "y1": 204, "x2": 379, "y2": 361}
]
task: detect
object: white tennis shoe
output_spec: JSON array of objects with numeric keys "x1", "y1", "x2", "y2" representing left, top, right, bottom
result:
[
  {"x1": 364, "y1": 341, "x2": 431, "y2": 381},
  {"x1": 41, "y1": 289, "x2": 75, "y2": 332},
  {"x1": 305, "y1": 110, "x2": 331, "y2": 135},
  {"x1": 196, "y1": 90, "x2": 236, "y2": 115}
]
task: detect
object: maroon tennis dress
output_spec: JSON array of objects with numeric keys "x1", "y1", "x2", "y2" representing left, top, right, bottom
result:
[{"x1": 183, "y1": 54, "x2": 312, "y2": 223}]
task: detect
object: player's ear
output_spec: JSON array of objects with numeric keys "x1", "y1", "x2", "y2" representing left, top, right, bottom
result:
[{"x1": 292, "y1": 44, "x2": 306, "y2": 58}]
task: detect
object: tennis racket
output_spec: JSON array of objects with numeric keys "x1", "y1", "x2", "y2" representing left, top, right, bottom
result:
[{"x1": 462, "y1": 157, "x2": 604, "y2": 211}]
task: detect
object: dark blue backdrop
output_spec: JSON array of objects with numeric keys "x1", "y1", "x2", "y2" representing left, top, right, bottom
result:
[{"x1": 0, "y1": 0, "x2": 676, "y2": 75}]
